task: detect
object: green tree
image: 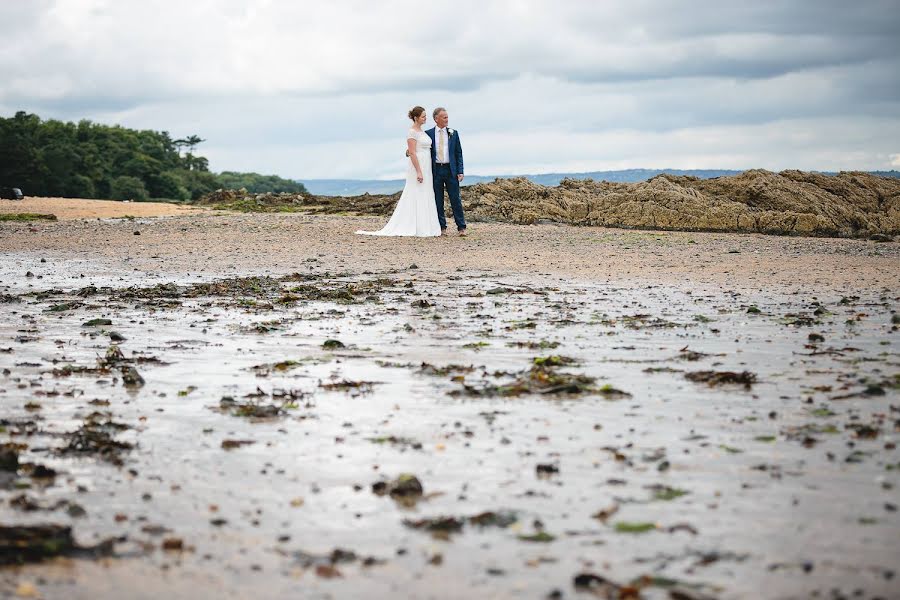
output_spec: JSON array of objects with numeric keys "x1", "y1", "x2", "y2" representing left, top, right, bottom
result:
[
  {"x1": 0, "y1": 112, "x2": 304, "y2": 202},
  {"x1": 216, "y1": 171, "x2": 307, "y2": 194},
  {"x1": 67, "y1": 174, "x2": 96, "y2": 198},
  {"x1": 146, "y1": 170, "x2": 190, "y2": 201},
  {"x1": 173, "y1": 169, "x2": 220, "y2": 200},
  {"x1": 109, "y1": 175, "x2": 149, "y2": 201}
]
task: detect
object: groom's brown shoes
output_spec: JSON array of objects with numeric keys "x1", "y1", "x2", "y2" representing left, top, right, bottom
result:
[{"x1": 458, "y1": 229, "x2": 467, "y2": 237}]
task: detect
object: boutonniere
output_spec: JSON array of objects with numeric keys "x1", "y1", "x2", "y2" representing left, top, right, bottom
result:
[{"x1": 447, "y1": 128, "x2": 454, "y2": 136}]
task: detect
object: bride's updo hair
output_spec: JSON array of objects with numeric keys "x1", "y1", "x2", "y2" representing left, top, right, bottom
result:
[{"x1": 408, "y1": 106, "x2": 425, "y2": 121}]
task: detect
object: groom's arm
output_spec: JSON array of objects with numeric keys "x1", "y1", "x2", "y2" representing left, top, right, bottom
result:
[{"x1": 456, "y1": 133, "x2": 464, "y2": 182}]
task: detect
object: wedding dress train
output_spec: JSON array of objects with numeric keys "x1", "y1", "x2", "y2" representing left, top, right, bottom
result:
[{"x1": 355, "y1": 129, "x2": 441, "y2": 237}]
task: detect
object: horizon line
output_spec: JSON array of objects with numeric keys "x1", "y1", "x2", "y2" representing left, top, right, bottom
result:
[{"x1": 295, "y1": 167, "x2": 900, "y2": 182}]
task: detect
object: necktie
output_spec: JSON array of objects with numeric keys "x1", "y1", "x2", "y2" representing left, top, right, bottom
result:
[{"x1": 438, "y1": 129, "x2": 445, "y2": 162}]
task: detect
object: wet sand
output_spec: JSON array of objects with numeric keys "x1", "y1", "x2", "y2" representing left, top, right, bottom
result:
[
  {"x1": 0, "y1": 212, "x2": 898, "y2": 599},
  {"x1": 0, "y1": 211, "x2": 897, "y2": 291}
]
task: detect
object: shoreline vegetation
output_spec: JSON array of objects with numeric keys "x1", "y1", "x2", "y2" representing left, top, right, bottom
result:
[
  {"x1": 0, "y1": 212, "x2": 57, "y2": 222},
  {"x1": 0, "y1": 111, "x2": 306, "y2": 202},
  {"x1": 198, "y1": 169, "x2": 899, "y2": 239}
]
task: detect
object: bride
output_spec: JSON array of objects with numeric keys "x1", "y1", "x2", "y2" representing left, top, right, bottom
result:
[{"x1": 355, "y1": 106, "x2": 441, "y2": 237}]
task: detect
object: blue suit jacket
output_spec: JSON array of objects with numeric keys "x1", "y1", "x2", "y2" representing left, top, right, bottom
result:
[{"x1": 426, "y1": 127, "x2": 464, "y2": 177}]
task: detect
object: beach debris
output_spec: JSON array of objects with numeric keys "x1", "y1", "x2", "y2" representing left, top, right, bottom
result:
[
  {"x1": 9, "y1": 494, "x2": 86, "y2": 517},
  {"x1": 372, "y1": 474, "x2": 423, "y2": 506},
  {"x1": 418, "y1": 363, "x2": 476, "y2": 377},
  {"x1": 82, "y1": 318, "x2": 113, "y2": 327},
  {"x1": 404, "y1": 511, "x2": 519, "y2": 539},
  {"x1": 615, "y1": 521, "x2": 657, "y2": 534},
  {"x1": 573, "y1": 573, "x2": 636, "y2": 598},
  {"x1": 536, "y1": 463, "x2": 559, "y2": 477},
  {"x1": 0, "y1": 444, "x2": 19, "y2": 472},
  {"x1": 58, "y1": 416, "x2": 134, "y2": 466},
  {"x1": 221, "y1": 439, "x2": 255, "y2": 450},
  {"x1": 685, "y1": 370, "x2": 756, "y2": 388},
  {"x1": 647, "y1": 485, "x2": 690, "y2": 501},
  {"x1": 367, "y1": 436, "x2": 423, "y2": 450},
  {"x1": 403, "y1": 516, "x2": 464, "y2": 537},
  {"x1": 162, "y1": 537, "x2": 184, "y2": 551},
  {"x1": 121, "y1": 366, "x2": 144, "y2": 387},
  {"x1": 469, "y1": 511, "x2": 518, "y2": 528},
  {"x1": 319, "y1": 379, "x2": 376, "y2": 393},
  {"x1": 0, "y1": 525, "x2": 116, "y2": 565},
  {"x1": 449, "y1": 358, "x2": 624, "y2": 398},
  {"x1": 217, "y1": 396, "x2": 287, "y2": 419},
  {"x1": 289, "y1": 547, "x2": 385, "y2": 573}
]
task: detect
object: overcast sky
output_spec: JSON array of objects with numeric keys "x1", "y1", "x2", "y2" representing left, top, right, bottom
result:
[{"x1": 2, "y1": 0, "x2": 899, "y2": 179}]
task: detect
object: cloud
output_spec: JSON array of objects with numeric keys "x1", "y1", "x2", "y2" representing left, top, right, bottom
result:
[
  {"x1": 1, "y1": 0, "x2": 898, "y2": 177},
  {"x1": 4, "y1": 1, "x2": 899, "y2": 100}
]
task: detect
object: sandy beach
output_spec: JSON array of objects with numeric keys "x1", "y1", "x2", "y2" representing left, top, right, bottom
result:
[
  {"x1": 0, "y1": 196, "x2": 208, "y2": 221},
  {"x1": 1, "y1": 201, "x2": 898, "y2": 599},
  {"x1": 0, "y1": 198, "x2": 897, "y2": 292}
]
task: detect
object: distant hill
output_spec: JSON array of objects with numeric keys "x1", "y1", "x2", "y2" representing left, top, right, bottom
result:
[{"x1": 301, "y1": 169, "x2": 900, "y2": 196}]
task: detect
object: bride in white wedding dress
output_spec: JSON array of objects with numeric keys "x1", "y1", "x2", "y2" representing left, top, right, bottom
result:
[{"x1": 355, "y1": 106, "x2": 441, "y2": 237}]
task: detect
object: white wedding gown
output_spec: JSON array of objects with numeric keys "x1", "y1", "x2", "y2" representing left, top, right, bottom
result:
[{"x1": 355, "y1": 129, "x2": 441, "y2": 237}]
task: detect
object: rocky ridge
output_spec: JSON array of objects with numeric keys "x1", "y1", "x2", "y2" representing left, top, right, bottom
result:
[{"x1": 199, "y1": 170, "x2": 900, "y2": 239}]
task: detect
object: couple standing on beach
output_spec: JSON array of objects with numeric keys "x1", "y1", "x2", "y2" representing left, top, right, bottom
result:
[{"x1": 356, "y1": 107, "x2": 467, "y2": 237}]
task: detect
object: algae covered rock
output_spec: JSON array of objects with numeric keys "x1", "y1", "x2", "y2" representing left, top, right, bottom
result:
[
  {"x1": 200, "y1": 170, "x2": 900, "y2": 238},
  {"x1": 458, "y1": 170, "x2": 900, "y2": 238}
]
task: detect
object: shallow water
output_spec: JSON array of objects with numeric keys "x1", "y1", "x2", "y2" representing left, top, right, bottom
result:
[{"x1": 0, "y1": 253, "x2": 897, "y2": 599}]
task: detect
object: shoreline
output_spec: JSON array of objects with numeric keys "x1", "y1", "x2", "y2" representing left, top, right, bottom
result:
[{"x1": 1, "y1": 210, "x2": 897, "y2": 293}]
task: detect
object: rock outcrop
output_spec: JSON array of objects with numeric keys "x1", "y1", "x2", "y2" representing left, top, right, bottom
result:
[
  {"x1": 200, "y1": 170, "x2": 900, "y2": 239},
  {"x1": 199, "y1": 188, "x2": 398, "y2": 216},
  {"x1": 460, "y1": 170, "x2": 899, "y2": 238}
]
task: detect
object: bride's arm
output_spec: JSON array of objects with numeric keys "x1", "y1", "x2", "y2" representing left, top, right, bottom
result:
[{"x1": 407, "y1": 138, "x2": 423, "y2": 182}]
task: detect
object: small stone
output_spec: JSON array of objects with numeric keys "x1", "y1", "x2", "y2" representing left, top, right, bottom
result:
[
  {"x1": 162, "y1": 537, "x2": 184, "y2": 551},
  {"x1": 0, "y1": 445, "x2": 19, "y2": 472},
  {"x1": 121, "y1": 366, "x2": 145, "y2": 387}
]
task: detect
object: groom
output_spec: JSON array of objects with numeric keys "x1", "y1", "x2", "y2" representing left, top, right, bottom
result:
[{"x1": 426, "y1": 107, "x2": 467, "y2": 236}]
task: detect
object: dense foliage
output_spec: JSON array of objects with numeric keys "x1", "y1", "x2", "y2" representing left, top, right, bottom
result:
[
  {"x1": 215, "y1": 171, "x2": 307, "y2": 194},
  {"x1": 0, "y1": 111, "x2": 306, "y2": 201}
]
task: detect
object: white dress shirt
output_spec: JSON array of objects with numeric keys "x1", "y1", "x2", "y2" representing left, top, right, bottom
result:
[{"x1": 436, "y1": 127, "x2": 448, "y2": 162}]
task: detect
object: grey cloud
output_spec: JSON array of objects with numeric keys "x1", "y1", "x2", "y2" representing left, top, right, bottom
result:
[
  {"x1": 0, "y1": 0, "x2": 53, "y2": 29},
  {"x1": 4, "y1": 1, "x2": 898, "y2": 101},
  {"x1": 605, "y1": 0, "x2": 900, "y2": 38}
]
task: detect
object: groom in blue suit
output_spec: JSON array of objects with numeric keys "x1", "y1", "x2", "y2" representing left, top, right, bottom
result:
[{"x1": 426, "y1": 107, "x2": 467, "y2": 236}]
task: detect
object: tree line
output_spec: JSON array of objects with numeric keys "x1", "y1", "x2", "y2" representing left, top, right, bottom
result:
[{"x1": 0, "y1": 111, "x2": 306, "y2": 201}]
